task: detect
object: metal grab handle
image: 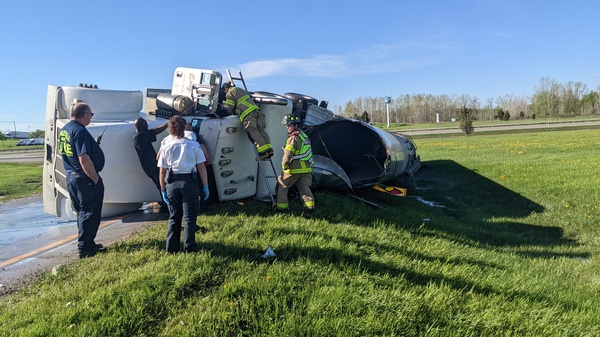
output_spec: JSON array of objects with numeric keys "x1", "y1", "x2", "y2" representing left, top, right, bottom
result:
[{"x1": 230, "y1": 175, "x2": 254, "y2": 184}]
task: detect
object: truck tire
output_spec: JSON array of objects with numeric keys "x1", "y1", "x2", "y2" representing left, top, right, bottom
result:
[
  {"x1": 283, "y1": 92, "x2": 318, "y2": 106},
  {"x1": 252, "y1": 91, "x2": 289, "y2": 106},
  {"x1": 283, "y1": 93, "x2": 319, "y2": 120}
]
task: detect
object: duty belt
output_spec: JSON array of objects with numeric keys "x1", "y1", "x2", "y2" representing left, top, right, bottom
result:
[{"x1": 171, "y1": 173, "x2": 194, "y2": 181}]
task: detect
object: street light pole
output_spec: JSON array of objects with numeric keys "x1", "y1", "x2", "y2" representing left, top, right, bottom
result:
[{"x1": 385, "y1": 96, "x2": 391, "y2": 128}]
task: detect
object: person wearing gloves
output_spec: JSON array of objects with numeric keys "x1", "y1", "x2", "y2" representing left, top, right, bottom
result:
[{"x1": 157, "y1": 115, "x2": 209, "y2": 253}]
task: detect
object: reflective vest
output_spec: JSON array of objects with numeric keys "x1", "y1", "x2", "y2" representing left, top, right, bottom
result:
[
  {"x1": 282, "y1": 131, "x2": 313, "y2": 174},
  {"x1": 223, "y1": 87, "x2": 259, "y2": 122}
]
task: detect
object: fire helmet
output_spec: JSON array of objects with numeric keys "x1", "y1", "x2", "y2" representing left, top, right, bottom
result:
[{"x1": 282, "y1": 114, "x2": 302, "y2": 125}]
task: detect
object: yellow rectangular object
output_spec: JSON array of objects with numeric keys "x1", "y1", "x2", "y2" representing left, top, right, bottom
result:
[{"x1": 373, "y1": 184, "x2": 407, "y2": 197}]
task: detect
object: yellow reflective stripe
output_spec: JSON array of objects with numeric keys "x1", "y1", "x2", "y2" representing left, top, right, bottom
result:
[
  {"x1": 304, "y1": 201, "x2": 315, "y2": 208},
  {"x1": 277, "y1": 203, "x2": 288, "y2": 209},
  {"x1": 290, "y1": 131, "x2": 313, "y2": 163},
  {"x1": 287, "y1": 167, "x2": 312, "y2": 174},
  {"x1": 284, "y1": 144, "x2": 295, "y2": 152},
  {"x1": 224, "y1": 98, "x2": 235, "y2": 108},
  {"x1": 238, "y1": 95, "x2": 258, "y2": 121},
  {"x1": 239, "y1": 107, "x2": 258, "y2": 121},
  {"x1": 257, "y1": 144, "x2": 272, "y2": 152}
]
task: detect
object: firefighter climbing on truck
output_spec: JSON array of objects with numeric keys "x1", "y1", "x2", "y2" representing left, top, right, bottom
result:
[{"x1": 221, "y1": 81, "x2": 274, "y2": 159}]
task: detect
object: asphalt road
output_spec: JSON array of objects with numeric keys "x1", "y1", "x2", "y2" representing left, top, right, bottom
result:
[
  {"x1": 0, "y1": 199, "x2": 167, "y2": 297},
  {"x1": 399, "y1": 120, "x2": 600, "y2": 135},
  {"x1": 0, "y1": 149, "x2": 44, "y2": 163}
]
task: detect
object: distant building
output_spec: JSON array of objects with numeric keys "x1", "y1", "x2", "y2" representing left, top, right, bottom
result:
[{"x1": 6, "y1": 131, "x2": 29, "y2": 139}]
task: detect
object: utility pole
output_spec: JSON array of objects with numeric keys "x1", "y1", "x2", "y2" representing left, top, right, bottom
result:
[{"x1": 1, "y1": 121, "x2": 16, "y2": 138}]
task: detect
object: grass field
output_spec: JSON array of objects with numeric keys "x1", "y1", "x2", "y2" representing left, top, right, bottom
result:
[
  {"x1": 1, "y1": 127, "x2": 599, "y2": 336},
  {"x1": 0, "y1": 163, "x2": 43, "y2": 201},
  {"x1": 0, "y1": 138, "x2": 43, "y2": 150}
]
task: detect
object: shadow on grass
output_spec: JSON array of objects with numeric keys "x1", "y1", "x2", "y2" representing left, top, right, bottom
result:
[
  {"x1": 199, "y1": 159, "x2": 585, "y2": 258},
  {"x1": 400, "y1": 160, "x2": 584, "y2": 254},
  {"x1": 120, "y1": 159, "x2": 586, "y2": 261}
]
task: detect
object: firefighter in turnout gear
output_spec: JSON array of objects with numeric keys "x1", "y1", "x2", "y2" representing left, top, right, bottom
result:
[
  {"x1": 221, "y1": 82, "x2": 274, "y2": 159},
  {"x1": 275, "y1": 114, "x2": 315, "y2": 217}
]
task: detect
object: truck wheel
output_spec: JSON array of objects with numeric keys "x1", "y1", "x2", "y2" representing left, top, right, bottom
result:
[
  {"x1": 283, "y1": 92, "x2": 318, "y2": 106},
  {"x1": 252, "y1": 91, "x2": 285, "y2": 99}
]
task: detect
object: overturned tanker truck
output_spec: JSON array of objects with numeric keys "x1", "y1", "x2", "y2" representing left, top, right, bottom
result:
[{"x1": 43, "y1": 67, "x2": 422, "y2": 220}]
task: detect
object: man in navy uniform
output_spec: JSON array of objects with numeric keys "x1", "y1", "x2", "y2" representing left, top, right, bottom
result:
[{"x1": 59, "y1": 102, "x2": 106, "y2": 258}]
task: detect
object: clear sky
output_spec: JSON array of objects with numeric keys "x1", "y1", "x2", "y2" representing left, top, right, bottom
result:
[{"x1": 1, "y1": 0, "x2": 598, "y2": 133}]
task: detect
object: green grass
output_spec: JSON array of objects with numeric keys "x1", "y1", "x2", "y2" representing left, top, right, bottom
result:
[
  {"x1": 0, "y1": 138, "x2": 43, "y2": 151},
  {"x1": 0, "y1": 163, "x2": 43, "y2": 201},
  {"x1": 1, "y1": 128, "x2": 600, "y2": 336}
]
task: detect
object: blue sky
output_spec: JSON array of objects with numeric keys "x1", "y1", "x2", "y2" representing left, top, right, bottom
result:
[{"x1": 1, "y1": 0, "x2": 598, "y2": 133}]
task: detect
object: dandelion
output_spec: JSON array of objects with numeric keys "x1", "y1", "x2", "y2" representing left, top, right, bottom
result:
[{"x1": 267, "y1": 275, "x2": 273, "y2": 281}]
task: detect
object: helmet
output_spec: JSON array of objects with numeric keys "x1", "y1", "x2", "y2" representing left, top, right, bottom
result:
[
  {"x1": 222, "y1": 81, "x2": 233, "y2": 90},
  {"x1": 282, "y1": 114, "x2": 301, "y2": 125}
]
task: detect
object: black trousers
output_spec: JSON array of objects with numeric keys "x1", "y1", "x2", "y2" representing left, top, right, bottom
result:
[
  {"x1": 165, "y1": 175, "x2": 199, "y2": 253},
  {"x1": 67, "y1": 174, "x2": 104, "y2": 255}
]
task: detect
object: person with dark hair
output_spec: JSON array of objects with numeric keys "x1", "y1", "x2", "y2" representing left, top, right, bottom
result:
[
  {"x1": 157, "y1": 115, "x2": 209, "y2": 253},
  {"x1": 221, "y1": 82, "x2": 273, "y2": 159},
  {"x1": 158, "y1": 119, "x2": 211, "y2": 209},
  {"x1": 58, "y1": 102, "x2": 106, "y2": 258},
  {"x1": 133, "y1": 118, "x2": 168, "y2": 205}
]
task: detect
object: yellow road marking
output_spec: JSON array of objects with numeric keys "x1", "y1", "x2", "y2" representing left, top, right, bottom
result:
[{"x1": 0, "y1": 216, "x2": 126, "y2": 268}]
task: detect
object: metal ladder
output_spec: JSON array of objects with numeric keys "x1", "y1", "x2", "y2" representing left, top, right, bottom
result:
[
  {"x1": 226, "y1": 68, "x2": 248, "y2": 91},
  {"x1": 227, "y1": 68, "x2": 277, "y2": 203},
  {"x1": 249, "y1": 135, "x2": 278, "y2": 204}
]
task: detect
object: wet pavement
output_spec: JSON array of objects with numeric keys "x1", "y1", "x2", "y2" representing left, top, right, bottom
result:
[
  {"x1": 0, "y1": 196, "x2": 75, "y2": 262},
  {"x1": 0, "y1": 195, "x2": 167, "y2": 296}
]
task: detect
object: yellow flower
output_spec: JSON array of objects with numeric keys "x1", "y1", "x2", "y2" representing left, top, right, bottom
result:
[{"x1": 267, "y1": 275, "x2": 273, "y2": 281}]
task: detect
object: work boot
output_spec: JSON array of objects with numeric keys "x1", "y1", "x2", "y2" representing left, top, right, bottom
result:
[
  {"x1": 275, "y1": 207, "x2": 290, "y2": 215},
  {"x1": 258, "y1": 150, "x2": 270, "y2": 160},
  {"x1": 79, "y1": 246, "x2": 107, "y2": 259},
  {"x1": 302, "y1": 208, "x2": 315, "y2": 219}
]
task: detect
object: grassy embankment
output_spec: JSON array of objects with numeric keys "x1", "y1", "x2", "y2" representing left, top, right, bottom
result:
[
  {"x1": 0, "y1": 163, "x2": 42, "y2": 201},
  {"x1": 0, "y1": 138, "x2": 43, "y2": 151},
  {"x1": 0, "y1": 138, "x2": 43, "y2": 201},
  {"x1": 1, "y1": 127, "x2": 600, "y2": 336}
]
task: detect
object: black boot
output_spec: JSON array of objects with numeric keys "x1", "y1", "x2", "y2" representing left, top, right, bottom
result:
[{"x1": 302, "y1": 208, "x2": 314, "y2": 219}]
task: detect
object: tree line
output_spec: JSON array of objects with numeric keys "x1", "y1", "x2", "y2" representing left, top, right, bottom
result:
[{"x1": 333, "y1": 77, "x2": 600, "y2": 124}]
